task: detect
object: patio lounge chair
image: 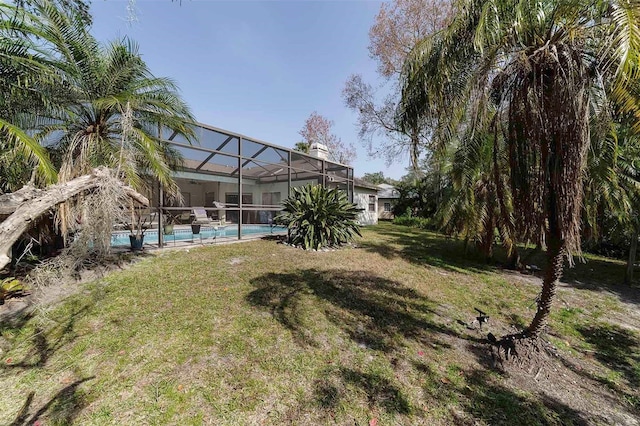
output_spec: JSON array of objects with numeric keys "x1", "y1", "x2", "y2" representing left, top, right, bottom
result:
[
  {"x1": 192, "y1": 207, "x2": 213, "y2": 225},
  {"x1": 191, "y1": 207, "x2": 219, "y2": 243}
]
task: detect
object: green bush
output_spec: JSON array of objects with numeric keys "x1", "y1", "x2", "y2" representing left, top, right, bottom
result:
[
  {"x1": 0, "y1": 277, "x2": 25, "y2": 304},
  {"x1": 392, "y1": 215, "x2": 432, "y2": 229},
  {"x1": 275, "y1": 184, "x2": 362, "y2": 250}
]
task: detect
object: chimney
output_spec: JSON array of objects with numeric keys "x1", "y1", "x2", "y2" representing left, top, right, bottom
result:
[{"x1": 309, "y1": 142, "x2": 329, "y2": 160}]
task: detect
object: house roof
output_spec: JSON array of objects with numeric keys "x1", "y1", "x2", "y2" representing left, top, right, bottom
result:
[
  {"x1": 353, "y1": 178, "x2": 379, "y2": 190},
  {"x1": 377, "y1": 184, "x2": 400, "y2": 199}
]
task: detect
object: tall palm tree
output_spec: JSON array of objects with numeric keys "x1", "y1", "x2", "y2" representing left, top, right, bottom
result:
[
  {"x1": 31, "y1": 1, "x2": 195, "y2": 190},
  {"x1": 1, "y1": 1, "x2": 195, "y2": 194},
  {"x1": 399, "y1": 0, "x2": 640, "y2": 339}
]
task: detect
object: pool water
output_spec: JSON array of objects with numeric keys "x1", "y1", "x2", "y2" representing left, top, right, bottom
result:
[{"x1": 111, "y1": 224, "x2": 286, "y2": 246}]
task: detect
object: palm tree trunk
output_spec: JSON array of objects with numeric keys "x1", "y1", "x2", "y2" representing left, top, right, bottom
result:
[
  {"x1": 506, "y1": 247, "x2": 520, "y2": 270},
  {"x1": 525, "y1": 234, "x2": 564, "y2": 337},
  {"x1": 410, "y1": 126, "x2": 420, "y2": 175},
  {"x1": 482, "y1": 209, "x2": 495, "y2": 262},
  {"x1": 482, "y1": 224, "x2": 494, "y2": 261},
  {"x1": 492, "y1": 126, "x2": 519, "y2": 269},
  {"x1": 625, "y1": 227, "x2": 638, "y2": 285},
  {"x1": 525, "y1": 215, "x2": 565, "y2": 337}
]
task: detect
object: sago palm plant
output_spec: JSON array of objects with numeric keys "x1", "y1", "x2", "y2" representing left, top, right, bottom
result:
[{"x1": 275, "y1": 185, "x2": 362, "y2": 250}]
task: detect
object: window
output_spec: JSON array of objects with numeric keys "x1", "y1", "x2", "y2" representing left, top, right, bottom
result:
[
  {"x1": 384, "y1": 202, "x2": 391, "y2": 212},
  {"x1": 262, "y1": 192, "x2": 281, "y2": 206},
  {"x1": 368, "y1": 195, "x2": 376, "y2": 212}
]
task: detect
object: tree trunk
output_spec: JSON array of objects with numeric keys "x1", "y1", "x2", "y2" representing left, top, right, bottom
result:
[
  {"x1": 525, "y1": 227, "x2": 564, "y2": 337},
  {"x1": 410, "y1": 126, "x2": 420, "y2": 175},
  {"x1": 492, "y1": 127, "x2": 519, "y2": 269},
  {"x1": 523, "y1": 157, "x2": 567, "y2": 338},
  {"x1": 482, "y1": 217, "x2": 494, "y2": 262},
  {"x1": 0, "y1": 167, "x2": 148, "y2": 270},
  {"x1": 625, "y1": 228, "x2": 638, "y2": 285},
  {"x1": 506, "y1": 246, "x2": 520, "y2": 270}
]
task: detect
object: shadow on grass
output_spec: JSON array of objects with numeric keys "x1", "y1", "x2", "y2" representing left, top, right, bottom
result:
[
  {"x1": 560, "y1": 256, "x2": 640, "y2": 307},
  {"x1": 9, "y1": 376, "x2": 95, "y2": 426},
  {"x1": 1, "y1": 298, "x2": 94, "y2": 373},
  {"x1": 459, "y1": 370, "x2": 592, "y2": 425},
  {"x1": 577, "y1": 323, "x2": 640, "y2": 388},
  {"x1": 360, "y1": 225, "x2": 491, "y2": 275},
  {"x1": 247, "y1": 269, "x2": 468, "y2": 352},
  {"x1": 314, "y1": 367, "x2": 412, "y2": 415},
  {"x1": 410, "y1": 359, "x2": 593, "y2": 425},
  {"x1": 563, "y1": 323, "x2": 640, "y2": 411},
  {"x1": 367, "y1": 224, "x2": 640, "y2": 306}
]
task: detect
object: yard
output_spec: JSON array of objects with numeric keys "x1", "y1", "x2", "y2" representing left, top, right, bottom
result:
[{"x1": 1, "y1": 223, "x2": 638, "y2": 425}]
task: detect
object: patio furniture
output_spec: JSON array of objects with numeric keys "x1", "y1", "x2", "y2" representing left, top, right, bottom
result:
[
  {"x1": 178, "y1": 211, "x2": 191, "y2": 224},
  {"x1": 162, "y1": 224, "x2": 176, "y2": 246},
  {"x1": 192, "y1": 207, "x2": 213, "y2": 223},
  {"x1": 191, "y1": 207, "x2": 214, "y2": 235},
  {"x1": 213, "y1": 201, "x2": 226, "y2": 222}
]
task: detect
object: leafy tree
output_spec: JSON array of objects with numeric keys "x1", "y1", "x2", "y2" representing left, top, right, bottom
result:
[
  {"x1": 299, "y1": 112, "x2": 356, "y2": 165},
  {"x1": 37, "y1": 4, "x2": 195, "y2": 188},
  {"x1": 582, "y1": 117, "x2": 640, "y2": 282},
  {"x1": 0, "y1": 1, "x2": 195, "y2": 252},
  {"x1": 361, "y1": 171, "x2": 389, "y2": 185},
  {"x1": 293, "y1": 141, "x2": 309, "y2": 154},
  {"x1": 1, "y1": 0, "x2": 195, "y2": 195},
  {"x1": 15, "y1": 0, "x2": 92, "y2": 24},
  {"x1": 0, "y1": 2, "x2": 59, "y2": 186},
  {"x1": 275, "y1": 184, "x2": 362, "y2": 250},
  {"x1": 399, "y1": 0, "x2": 640, "y2": 339},
  {"x1": 342, "y1": 0, "x2": 452, "y2": 172},
  {"x1": 392, "y1": 174, "x2": 441, "y2": 220},
  {"x1": 436, "y1": 128, "x2": 520, "y2": 265}
]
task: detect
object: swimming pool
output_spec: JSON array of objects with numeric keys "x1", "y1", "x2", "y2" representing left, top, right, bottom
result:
[{"x1": 111, "y1": 224, "x2": 286, "y2": 247}]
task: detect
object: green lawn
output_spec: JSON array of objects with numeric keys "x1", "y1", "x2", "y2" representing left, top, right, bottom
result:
[{"x1": 1, "y1": 223, "x2": 638, "y2": 425}]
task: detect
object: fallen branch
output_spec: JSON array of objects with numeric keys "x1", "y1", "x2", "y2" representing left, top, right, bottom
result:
[{"x1": 0, "y1": 167, "x2": 148, "y2": 270}]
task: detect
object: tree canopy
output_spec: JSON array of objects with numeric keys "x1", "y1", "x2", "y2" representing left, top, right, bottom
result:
[
  {"x1": 399, "y1": 0, "x2": 640, "y2": 339},
  {"x1": 298, "y1": 112, "x2": 356, "y2": 165}
]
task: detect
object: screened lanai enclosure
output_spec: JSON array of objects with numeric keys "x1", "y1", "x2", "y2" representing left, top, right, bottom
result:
[{"x1": 115, "y1": 122, "x2": 354, "y2": 248}]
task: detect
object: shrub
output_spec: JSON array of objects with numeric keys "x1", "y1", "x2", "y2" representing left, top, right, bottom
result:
[
  {"x1": 392, "y1": 215, "x2": 433, "y2": 229},
  {"x1": 0, "y1": 277, "x2": 25, "y2": 305},
  {"x1": 275, "y1": 184, "x2": 362, "y2": 250}
]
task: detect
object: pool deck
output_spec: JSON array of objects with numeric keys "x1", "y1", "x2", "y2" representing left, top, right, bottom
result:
[{"x1": 114, "y1": 224, "x2": 286, "y2": 252}]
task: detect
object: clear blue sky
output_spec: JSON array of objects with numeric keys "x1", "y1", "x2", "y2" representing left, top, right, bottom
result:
[{"x1": 89, "y1": 0, "x2": 408, "y2": 180}]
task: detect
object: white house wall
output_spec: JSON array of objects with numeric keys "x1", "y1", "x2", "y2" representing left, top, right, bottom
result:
[
  {"x1": 378, "y1": 199, "x2": 395, "y2": 220},
  {"x1": 354, "y1": 188, "x2": 378, "y2": 225}
]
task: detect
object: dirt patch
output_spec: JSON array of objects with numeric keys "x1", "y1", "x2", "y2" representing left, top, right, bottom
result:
[
  {"x1": 448, "y1": 333, "x2": 638, "y2": 425},
  {"x1": 459, "y1": 269, "x2": 640, "y2": 425}
]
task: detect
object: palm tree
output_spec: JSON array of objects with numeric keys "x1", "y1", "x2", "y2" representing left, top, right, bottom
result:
[
  {"x1": 31, "y1": 1, "x2": 195, "y2": 188},
  {"x1": 399, "y1": 0, "x2": 640, "y2": 339},
  {"x1": 1, "y1": 0, "x2": 196, "y2": 250},
  {"x1": 583, "y1": 117, "x2": 640, "y2": 284},
  {"x1": 0, "y1": 3, "x2": 58, "y2": 186}
]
